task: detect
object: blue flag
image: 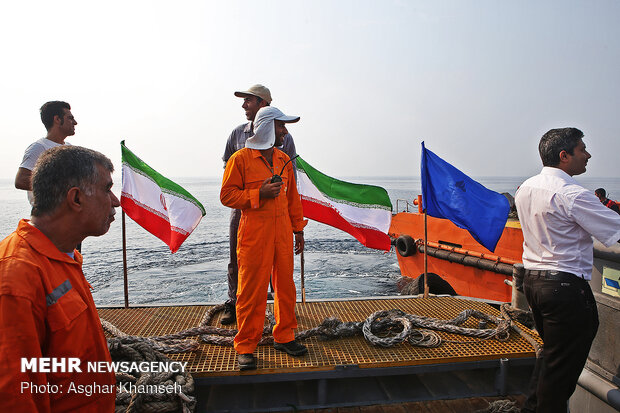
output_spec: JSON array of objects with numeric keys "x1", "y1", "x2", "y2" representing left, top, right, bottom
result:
[{"x1": 421, "y1": 142, "x2": 510, "y2": 252}]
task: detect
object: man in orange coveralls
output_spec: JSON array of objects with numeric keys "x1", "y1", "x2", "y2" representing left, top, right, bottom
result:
[
  {"x1": 221, "y1": 106, "x2": 307, "y2": 370},
  {"x1": 0, "y1": 146, "x2": 120, "y2": 412}
]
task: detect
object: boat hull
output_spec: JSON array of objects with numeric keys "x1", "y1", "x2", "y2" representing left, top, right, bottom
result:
[{"x1": 389, "y1": 211, "x2": 524, "y2": 302}]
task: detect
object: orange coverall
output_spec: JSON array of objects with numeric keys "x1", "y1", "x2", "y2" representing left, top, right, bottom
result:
[
  {"x1": 221, "y1": 148, "x2": 306, "y2": 354},
  {"x1": 0, "y1": 220, "x2": 116, "y2": 412}
]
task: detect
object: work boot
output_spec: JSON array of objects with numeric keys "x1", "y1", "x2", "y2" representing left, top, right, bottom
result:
[
  {"x1": 238, "y1": 353, "x2": 256, "y2": 371},
  {"x1": 221, "y1": 302, "x2": 236, "y2": 325},
  {"x1": 274, "y1": 340, "x2": 308, "y2": 356}
]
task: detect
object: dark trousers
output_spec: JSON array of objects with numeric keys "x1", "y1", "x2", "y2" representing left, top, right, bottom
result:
[
  {"x1": 227, "y1": 209, "x2": 242, "y2": 304},
  {"x1": 521, "y1": 271, "x2": 599, "y2": 413}
]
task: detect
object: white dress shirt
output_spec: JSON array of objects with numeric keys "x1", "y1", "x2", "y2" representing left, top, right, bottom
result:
[{"x1": 515, "y1": 167, "x2": 620, "y2": 279}]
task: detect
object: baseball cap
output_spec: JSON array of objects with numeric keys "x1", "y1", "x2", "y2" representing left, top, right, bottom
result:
[
  {"x1": 234, "y1": 84, "x2": 273, "y2": 104},
  {"x1": 273, "y1": 108, "x2": 300, "y2": 124}
]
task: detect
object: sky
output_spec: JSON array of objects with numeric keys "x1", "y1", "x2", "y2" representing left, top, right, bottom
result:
[{"x1": 1, "y1": 0, "x2": 619, "y2": 181}]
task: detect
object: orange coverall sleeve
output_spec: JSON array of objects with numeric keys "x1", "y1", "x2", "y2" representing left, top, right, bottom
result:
[
  {"x1": 0, "y1": 293, "x2": 51, "y2": 412},
  {"x1": 220, "y1": 151, "x2": 261, "y2": 210},
  {"x1": 284, "y1": 161, "x2": 307, "y2": 233}
]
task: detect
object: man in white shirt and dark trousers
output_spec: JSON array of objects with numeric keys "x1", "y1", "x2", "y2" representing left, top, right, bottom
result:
[{"x1": 515, "y1": 127, "x2": 620, "y2": 412}]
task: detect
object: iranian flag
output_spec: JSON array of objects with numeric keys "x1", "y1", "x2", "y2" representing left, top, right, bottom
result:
[
  {"x1": 296, "y1": 157, "x2": 392, "y2": 251},
  {"x1": 120, "y1": 141, "x2": 205, "y2": 253}
]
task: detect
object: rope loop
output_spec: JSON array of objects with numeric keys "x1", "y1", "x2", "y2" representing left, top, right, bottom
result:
[
  {"x1": 408, "y1": 329, "x2": 442, "y2": 347},
  {"x1": 363, "y1": 310, "x2": 412, "y2": 347}
]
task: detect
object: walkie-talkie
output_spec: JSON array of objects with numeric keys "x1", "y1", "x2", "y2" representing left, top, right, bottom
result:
[{"x1": 271, "y1": 155, "x2": 299, "y2": 183}]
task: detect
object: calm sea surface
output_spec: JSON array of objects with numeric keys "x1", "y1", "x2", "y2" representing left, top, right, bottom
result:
[{"x1": 1, "y1": 176, "x2": 619, "y2": 306}]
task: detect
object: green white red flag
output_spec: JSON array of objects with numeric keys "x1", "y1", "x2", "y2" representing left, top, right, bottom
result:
[
  {"x1": 120, "y1": 141, "x2": 205, "y2": 253},
  {"x1": 296, "y1": 156, "x2": 392, "y2": 250}
]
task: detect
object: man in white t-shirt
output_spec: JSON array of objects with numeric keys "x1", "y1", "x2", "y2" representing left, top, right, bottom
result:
[{"x1": 15, "y1": 101, "x2": 78, "y2": 205}]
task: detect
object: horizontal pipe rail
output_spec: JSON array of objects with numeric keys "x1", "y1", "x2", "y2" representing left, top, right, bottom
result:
[
  {"x1": 422, "y1": 240, "x2": 520, "y2": 266},
  {"x1": 576, "y1": 368, "x2": 620, "y2": 410},
  {"x1": 417, "y1": 243, "x2": 515, "y2": 276}
]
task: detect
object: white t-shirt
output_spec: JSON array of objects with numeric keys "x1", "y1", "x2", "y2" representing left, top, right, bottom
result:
[
  {"x1": 515, "y1": 167, "x2": 620, "y2": 279},
  {"x1": 19, "y1": 138, "x2": 68, "y2": 205}
]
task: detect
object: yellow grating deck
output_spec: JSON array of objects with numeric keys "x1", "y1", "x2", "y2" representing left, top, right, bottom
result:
[{"x1": 98, "y1": 297, "x2": 541, "y2": 377}]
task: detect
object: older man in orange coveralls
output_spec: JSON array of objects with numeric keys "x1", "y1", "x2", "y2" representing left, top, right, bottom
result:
[
  {"x1": 221, "y1": 106, "x2": 307, "y2": 370},
  {"x1": 0, "y1": 146, "x2": 119, "y2": 412}
]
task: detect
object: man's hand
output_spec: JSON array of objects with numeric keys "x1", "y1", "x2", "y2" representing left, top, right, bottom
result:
[
  {"x1": 259, "y1": 177, "x2": 283, "y2": 199},
  {"x1": 294, "y1": 232, "x2": 304, "y2": 255}
]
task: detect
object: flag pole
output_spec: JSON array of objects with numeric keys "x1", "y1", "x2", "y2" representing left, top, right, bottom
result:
[
  {"x1": 421, "y1": 143, "x2": 429, "y2": 298},
  {"x1": 301, "y1": 249, "x2": 306, "y2": 304},
  {"x1": 122, "y1": 210, "x2": 129, "y2": 308},
  {"x1": 423, "y1": 208, "x2": 429, "y2": 298}
]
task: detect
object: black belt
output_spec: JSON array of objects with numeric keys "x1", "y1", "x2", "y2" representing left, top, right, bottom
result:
[{"x1": 524, "y1": 269, "x2": 584, "y2": 281}]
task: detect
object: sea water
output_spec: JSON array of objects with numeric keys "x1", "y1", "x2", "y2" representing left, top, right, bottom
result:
[{"x1": 1, "y1": 176, "x2": 619, "y2": 306}]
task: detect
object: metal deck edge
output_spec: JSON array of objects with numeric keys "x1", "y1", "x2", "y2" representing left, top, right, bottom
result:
[{"x1": 194, "y1": 357, "x2": 536, "y2": 385}]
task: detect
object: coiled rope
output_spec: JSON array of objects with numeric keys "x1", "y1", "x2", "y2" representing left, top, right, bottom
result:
[
  {"x1": 101, "y1": 302, "x2": 540, "y2": 354},
  {"x1": 108, "y1": 339, "x2": 196, "y2": 413}
]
